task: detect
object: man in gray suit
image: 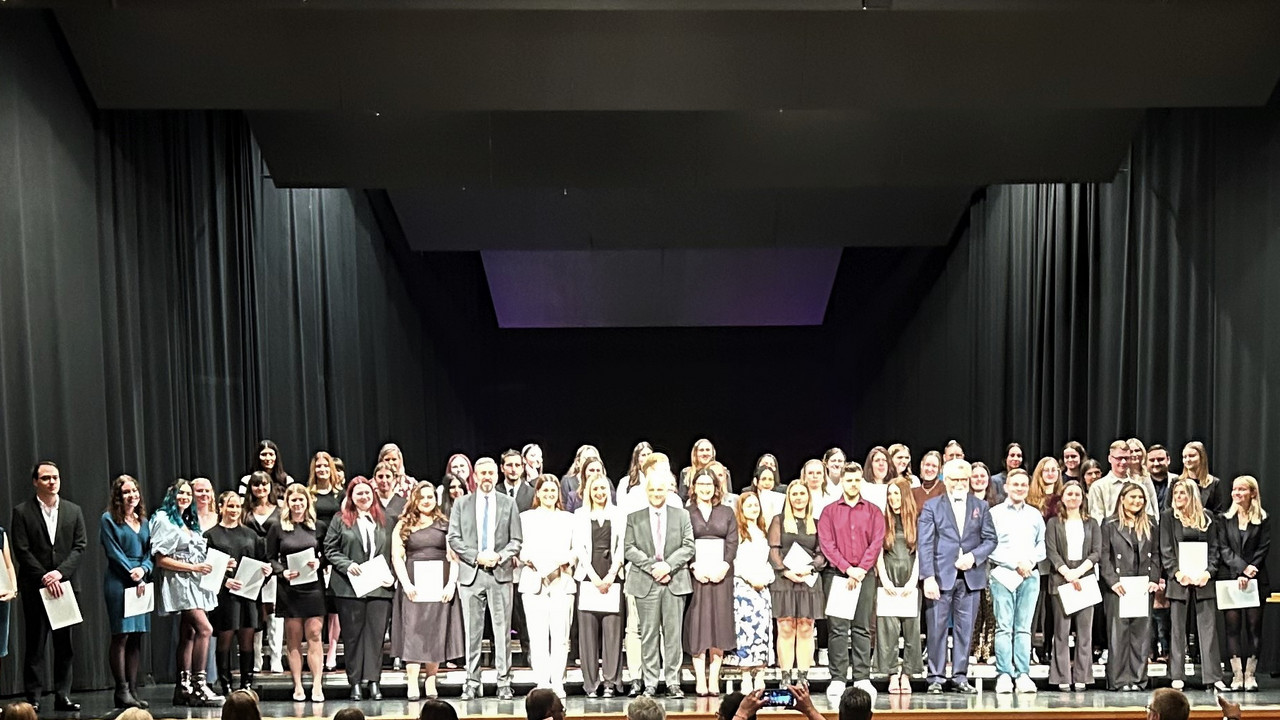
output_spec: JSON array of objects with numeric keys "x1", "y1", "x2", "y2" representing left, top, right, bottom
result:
[
  {"x1": 447, "y1": 456, "x2": 523, "y2": 700},
  {"x1": 624, "y1": 456, "x2": 695, "y2": 698}
]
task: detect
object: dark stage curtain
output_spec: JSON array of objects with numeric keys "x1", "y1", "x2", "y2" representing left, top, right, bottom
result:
[
  {"x1": 1, "y1": 11, "x2": 471, "y2": 693},
  {"x1": 854, "y1": 103, "x2": 1280, "y2": 523}
]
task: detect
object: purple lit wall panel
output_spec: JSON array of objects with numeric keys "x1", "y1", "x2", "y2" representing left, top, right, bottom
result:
[{"x1": 482, "y1": 248, "x2": 841, "y2": 328}]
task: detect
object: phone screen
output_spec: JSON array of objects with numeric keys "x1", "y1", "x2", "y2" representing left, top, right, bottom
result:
[{"x1": 761, "y1": 689, "x2": 795, "y2": 708}]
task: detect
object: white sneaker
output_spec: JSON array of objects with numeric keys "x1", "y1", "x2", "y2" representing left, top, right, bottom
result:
[
  {"x1": 1171, "y1": 680, "x2": 1184, "y2": 690},
  {"x1": 852, "y1": 680, "x2": 877, "y2": 702},
  {"x1": 1015, "y1": 675, "x2": 1037, "y2": 693},
  {"x1": 995, "y1": 675, "x2": 1014, "y2": 694},
  {"x1": 553, "y1": 685, "x2": 567, "y2": 700},
  {"x1": 826, "y1": 680, "x2": 847, "y2": 697}
]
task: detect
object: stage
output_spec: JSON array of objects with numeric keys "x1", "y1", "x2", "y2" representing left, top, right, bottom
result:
[{"x1": 37, "y1": 669, "x2": 1280, "y2": 720}]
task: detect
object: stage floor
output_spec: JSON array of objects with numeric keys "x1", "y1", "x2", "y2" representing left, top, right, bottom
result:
[{"x1": 32, "y1": 676, "x2": 1280, "y2": 720}]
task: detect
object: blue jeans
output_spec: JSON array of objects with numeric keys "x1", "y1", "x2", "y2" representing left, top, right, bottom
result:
[{"x1": 991, "y1": 574, "x2": 1039, "y2": 678}]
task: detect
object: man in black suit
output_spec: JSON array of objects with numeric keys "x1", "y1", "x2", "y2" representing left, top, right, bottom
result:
[
  {"x1": 11, "y1": 460, "x2": 88, "y2": 712},
  {"x1": 500, "y1": 449, "x2": 536, "y2": 512}
]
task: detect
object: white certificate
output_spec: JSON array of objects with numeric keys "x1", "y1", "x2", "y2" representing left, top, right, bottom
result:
[
  {"x1": 578, "y1": 582, "x2": 622, "y2": 613},
  {"x1": 991, "y1": 565, "x2": 1027, "y2": 593},
  {"x1": 1215, "y1": 579, "x2": 1260, "y2": 610},
  {"x1": 286, "y1": 548, "x2": 319, "y2": 585},
  {"x1": 1117, "y1": 575, "x2": 1151, "y2": 619},
  {"x1": 860, "y1": 483, "x2": 887, "y2": 510},
  {"x1": 694, "y1": 539, "x2": 725, "y2": 570},
  {"x1": 782, "y1": 544, "x2": 814, "y2": 573},
  {"x1": 124, "y1": 583, "x2": 155, "y2": 618},
  {"x1": 824, "y1": 576, "x2": 863, "y2": 620},
  {"x1": 40, "y1": 582, "x2": 83, "y2": 630},
  {"x1": 1178, "y1": 541, "x2": 1208, "y2": 577},
  {"x1": 876, "y1": 587, "x2": 918, "y2": 618},
  {"x1": 412, "y1": 560, "x2": 444, "y2": 602},
  {"x1": 0, "y1": 561, "x2": 12, "y2": 596},
  {"x1": 349, "y1": 555, "x2": 394, "y2": 598},
  {"x1": 1058, "y1": 575, "x2": 1103, "y2": 616},
  {"x1": 260, "y1": 576, "x2": 278, "y2": 604},
  {"x1": 230, "y1": 558, "x2": 270, "y2": 600},
  {"x1": 200, "y1": 548, "x2": 233, "y2": 594}
]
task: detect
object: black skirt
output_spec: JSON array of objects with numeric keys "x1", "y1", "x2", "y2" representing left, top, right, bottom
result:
[
  {"x1": 210, "y1": 591, "x2": 261, "y2": 631},
  {"x1": 278, "y1": 580, "x2": 327, "y2": 619}
]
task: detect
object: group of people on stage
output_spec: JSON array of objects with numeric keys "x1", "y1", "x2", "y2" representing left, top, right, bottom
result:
[{"x1": 0, "y1": 435, "x2": 1268, "y2": 711}]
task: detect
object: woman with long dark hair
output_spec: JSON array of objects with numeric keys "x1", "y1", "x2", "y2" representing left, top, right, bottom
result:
[
  {"x1": 1045, "y1": 481, "x2": 1100, "y2": 691},
  {"x1": 206, "y1": 491, "x2": 271, "y2": 695},
  {"x1": 519, "y1": 475, "x2": 577, "y2": 697},
  {"x1": 238, "y1": 440, "x2": 292, "y2": 503},
  {"x1": 730, "y1": 489, "x2": 774, "y2": 692},
  {"x1": 152, "y1": 479, "x2": 222, "y2": 706},
  {"x1": 876, "y1": 477, "x2": 921, "y2": 693},
  {"x1": 439, "y1": 473, "x2": 468, "y2": 520},
  {"x1": 1061, "y1": 442, "x2": 1088, "y2": 484},
  {"x1": 101, "y1": 475, "x2": 151, "y2": 708},
  {"x1": 615, "y1": 441, "x2": 654, "y2": 513},
  {"x1": 864, "y1": 447, "x2": 892, "y2": 485},
  {"x1": 685, "y1": 467, "x2": 739, "y2": 696},
  {"x1": 990, "y1": 442, "x2": 1024, "y2": 498},
  {"x1": 968, "y1": 462, "x2": 998, "y2": 663},
  {"x1": 444, "y1": 454, "x2": 476, "y2": 494}
]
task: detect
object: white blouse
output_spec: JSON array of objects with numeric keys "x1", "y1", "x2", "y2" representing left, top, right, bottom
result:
[{"x1": 734, "y1": 527, "x2": 776, "y2": 588}]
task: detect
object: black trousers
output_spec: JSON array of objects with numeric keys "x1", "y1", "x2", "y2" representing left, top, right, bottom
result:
[
  {"x1": 21, "y1": 585, "x2": 74, "y2": 696},
  {"x1": 335, "y1": 597, "x2": 391, "y2": 685}
]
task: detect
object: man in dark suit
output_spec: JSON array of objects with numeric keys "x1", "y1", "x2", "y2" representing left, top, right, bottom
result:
[
  {"x1": 918, "y1": 459, "x2": 997, "y2": 695},
  {"x1": 500, "y1": 449, "x2": 536, "y2": 512},
  {"x1": 447, "y1": 457, "x2": 523, "y2": 700},
  {"x1": 11, "y1": 460, "x2": 88, "y2": 712},
  {"x1": 623, "y1": 456, "x2": 695, "y2": 698}
]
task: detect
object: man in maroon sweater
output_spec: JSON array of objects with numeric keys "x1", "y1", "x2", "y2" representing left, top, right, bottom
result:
[{"x1": 817, "y1": 463, "x2": 885, "y2": 698}]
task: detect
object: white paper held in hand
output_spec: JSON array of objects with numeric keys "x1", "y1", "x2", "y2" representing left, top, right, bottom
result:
[
  {"x1": 260, "y1": 576, "x2": 278, "y2": 604},
  {"x1": 1215, "y1": 579, "x2": 1260, "y2": 610},
  {"x1": 124, "y1": 583, "x2": 155, "y2": 618},
  {"x1": 40, "y1": 582, "x2": 83, "y2": 630},
  {"x1": 824, "y1": 577, "x2": 862, "y2": 620},
  {"x1": 781, "y1": 544, "x2": 813, "y2": 573},
  {"x1": 200, "y1": 548, "x2": 233, "y2": 593},
  {"x1": 1117, "y1": 576, "x2": 1151, "y2": 619},
  {"x1": 286, "y1": 548, "x2": 319, "y2": 585},
  {"x1": 230, "y1": 558, "x2": 270, "y2": 600},
  {"x1": 1177, "y1": 541, "x2": 1208, "y2": 577},
  {"x1": 413, "y1": 560, "x2": 445, "y2": 602},
  {"x1": 694, "y1": 539, "x2": 725, "y2": 575},
  {"x1": 578, "y1": 582, "x2": 621, "y2": 613},
  {"x1": 876, "y1": 587, "x2": 918, "y2": 618},
  {"x1": 350, "y1": 555, "x2": 394, "y2": 598},
  {"x1": 1057, "y1": 575, "x2": 1103, "y2": 615}
]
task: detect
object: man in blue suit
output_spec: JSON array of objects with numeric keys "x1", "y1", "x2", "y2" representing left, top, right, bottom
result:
[{"x1": 918, "y1": 459, "x2": 997, "y2": 694}]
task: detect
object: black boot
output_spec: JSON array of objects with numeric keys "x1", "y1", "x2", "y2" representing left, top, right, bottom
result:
[
  {"x1": 217, "y1": 649, "x2": 234, "y2": 696},
  {"x1": 114, "y1": 682, "x2": 140, "y2": 709},
  {"x1": 173, "y1": 671, "x2": 193, "y2": 705},
  {"x1": 239, "y1": 650, "x2": 257, "y2": 690},
  {"x1": 129, "y1": 681, "x2": 149, "y2": 709}
]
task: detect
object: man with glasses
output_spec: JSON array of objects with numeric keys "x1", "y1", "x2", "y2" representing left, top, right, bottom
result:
[{"x1": 1088, "y1": 440, "x2": 1159, "y2": 520}]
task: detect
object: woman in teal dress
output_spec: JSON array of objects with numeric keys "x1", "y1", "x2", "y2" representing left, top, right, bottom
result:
[{"x1": 101, "y1": 475, "x2": 153, "y2": 709}]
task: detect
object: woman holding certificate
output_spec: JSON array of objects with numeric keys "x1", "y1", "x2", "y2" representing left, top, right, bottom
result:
[
  {"x1": 101, "y1": 475, "x2": 152, "y2": 709},
  {"x1": 572, "y1": 473, "x2": 625, "y2": 698},
  {"x1": 391, "y1": 482, "x2": 464, "y2": 700},
  {"x1": 325, "y1": 476, "x2": 395, "y2": 701},
  {"x1": 1218, "y1": 475, "x2": 1270, "y2": 691},
  {"x1": 1160, "y1": 478, "x2": 1226, "y2": 691},
  {"x1": 730, "y1": 489, "x2": 774, "y2": 693},
  {"x1": 206, "y1": 491, "x2": 270, "y2": 695},
  {"x1": 151, "y1": 479, "x2": 222, "y2": 707},
  {"x1": 768, "y1": 480, "x2": 826, "y2": 685},
  {"x1": 685, "y1": 468, "x2": 738, "y2": 697},
  {"x1": 1100, "y1": 482, "x2": 1160, "y2": 690},
  {"x1": 1044, "y1": 481, "x2": 1100, "y2": 691},
  {"x1": 267, "y1": 483, "x2": 325, "y2": 702},
  {"x1": 519, "y1": 475, "x2": 577, "y2": 697},
  {"x1": 875, "y1": 477, "x2": 921, "y2": 693}
]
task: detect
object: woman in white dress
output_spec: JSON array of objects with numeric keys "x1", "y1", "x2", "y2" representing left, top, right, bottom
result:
[
  {"x1": 519, "y1": 475, "x2": 577, "y2": 698},
  {"x1": 730, "y1": 489, "x2": 774, "y2": 692}
]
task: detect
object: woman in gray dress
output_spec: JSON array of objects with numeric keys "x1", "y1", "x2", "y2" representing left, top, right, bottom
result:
[
  {"x1": 875, "y1": 477, "x2": 922, "y2": 693},
  {"x1": 684, "y1": 468, "x2": 738, "y2": 696}
]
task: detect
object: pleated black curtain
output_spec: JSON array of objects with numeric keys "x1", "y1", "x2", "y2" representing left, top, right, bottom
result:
[
  {"x1": 1, "y1": 11, "x2": 472, "y2": 693},
  {"x1": 855, "y1": 104, "x2": 1280, "y2": 521}
]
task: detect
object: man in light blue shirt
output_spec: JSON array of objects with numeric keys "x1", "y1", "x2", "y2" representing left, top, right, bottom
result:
[{"x1": 988, "y1": 468, "x2": 1046, "y2": 694}]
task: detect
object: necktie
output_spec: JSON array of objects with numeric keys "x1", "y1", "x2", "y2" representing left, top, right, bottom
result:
[
  {"x1": 654, "y1": 511, "x2": 665, "y2": 561},
  {"x1": 481, "y1": 495, "x2": 491, "y2": 553}
]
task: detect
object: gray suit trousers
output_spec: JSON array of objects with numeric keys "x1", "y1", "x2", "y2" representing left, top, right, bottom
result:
[
  {"x1": 633, "y1": 585, "x2": 686, "y2": 689},
  {"x1": 460, "y1": 569, "x2": 515, "y2": 688}
]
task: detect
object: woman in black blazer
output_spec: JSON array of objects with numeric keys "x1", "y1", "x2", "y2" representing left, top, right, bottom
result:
[
  {"x1": 324, "y1": 475, "x2": 395, "y2": 700},
  {"x1": 1044, "y1": 481, "x2": 1101, "y2": 691},
  {"x1": 1100, "y1": 482, "x2": 1160, "y2": 691},
  {"x1": 1160, "y1": 478, "x2": 1225, "y2": 691},
  {"x1": 1217, "y1": 475, "x2": 1271, "y2": 691}
]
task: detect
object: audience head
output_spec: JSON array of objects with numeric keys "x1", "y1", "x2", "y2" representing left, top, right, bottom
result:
[
  {"x1": 0, "y1": 702, "x2": 39, "y2": 720},
  {"x1": 838, "y1": 685, "x2": 874, "y2": 720},
  {"x1": 333, "y1": 709, "x2": 366, "y2": 720},
  {"x1": 222, "y1": 689, "x2": 262, "y2": 720},
  {"x1": 716, "y1": 692, "x2": 754, "y2": 720},
  {"x1": 525, "y1": 688, "x2": 565, "y2": 720},
  {"x1": 626, "y1": 697, "x2": 666, "y2": 720},
  {"x1": 117, "y1": 709, "x2": 154, "y2": 720},
  {"x1": 419, "y1": 699, "x2": 460, "y2": 720},
  {"x1": 1145, "y1": 688, "x2": 1189, "y2": 720}
]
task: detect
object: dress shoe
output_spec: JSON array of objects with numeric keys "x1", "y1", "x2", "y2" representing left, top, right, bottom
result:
[
  {"x1": 367, "y1": 681, "x2": 382, "y2": 701},
  {"x1": 350, "y1": 683, "x2": 363, "y2": 701},
  {"x1": 24, "y1": 696, "x2": 40, "y2": 713},
  {"x1": 602, "y1": 685, "x2": 616, "y2": 698},
  {"x1": 629, "y1": 681, "x2": 644, "y2": 697},
  {"x1": 666, "y1": 687, "x2": 685, "y2": 699},
  {"x1": 460, "y1": 685, "x2": 478, "y2": 700},
  {"x1": 498, "y1": 685, "x2": 515, "y2": 700},
  {"x1": 54, "y1": 694, "x2": 81, "y2": 712},
  {"x1": 926, "y1": 682, "x2": 944, "y2": 694}
]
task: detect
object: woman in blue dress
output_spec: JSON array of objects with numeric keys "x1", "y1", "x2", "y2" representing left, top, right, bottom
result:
[{"x1": 101, "y1": 475, "x2": 153, "y2": 709}]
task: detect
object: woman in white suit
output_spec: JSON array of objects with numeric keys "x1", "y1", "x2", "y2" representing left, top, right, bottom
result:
[
  {"x1": 519, "y1": 475, "x2": 577, "y2": 698},
  {"x1": 573, "y1": 474, "x2": 627, "y2": 697}
]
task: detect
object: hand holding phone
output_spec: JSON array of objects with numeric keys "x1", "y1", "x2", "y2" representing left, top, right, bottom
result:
[{"x1": 761, "y1": 688, "x2": 795, "y2": 708}]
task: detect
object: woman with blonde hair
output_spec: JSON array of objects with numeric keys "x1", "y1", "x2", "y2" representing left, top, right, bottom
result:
[
  {"x1": 875, "y1": 477, "x2": 921, "y2": 693},
  {"x1": 800, "y1": 459, "x2": 834, "y2": 517},
  {"x1": 886, "y1": 444, "x2": 912, "y2": 481},
  {"x1": 1218, "y1": 475, "x2": 1270, "y2": 691},
  {"x1": 1028, "y1": 456, "x2": 1063, "y2": 661},
  {"x1": 730, "y1": 489, "x2": 774, "y2": 692},
  {"x1": 1101, "y1": 482, "x2": 1160, "y2": 691},
  {"x1": 268, "y1": 483, "x2": 325, "y2": 702},
  {"x1": 709, "y1": 461, "x2": 737, "y2": 509},
  {"x1": 561, "y1": 445, "x2": 604, "y2": 508},
  {"x1": 768, "y1": 480, "x2": 826, "y2": 685},
  {"x1": 1126, "y1": 439, "x2": 1149, "y2": 480},
  {"x1": 679, "y1": 438, "x2": 717, "y2": 501},
  {"x1": 377, "y1": 442, "x2": 416, "y2": 498},
  {"x1": 307, "y1": 451, "x2": 345, "y2": 671},
  {"x1": 1180, "y1": 441, "x2": 1228, "y2": 514},
  {"x1": 1160, "y1": 478, "x2": 1226, "y2": 691},
  {"x1": 392, "y1": 482, "x2": 464, "y2": 699},
  {"x1": 573, "y1": 473, "x2": 626, "y2": 697}
]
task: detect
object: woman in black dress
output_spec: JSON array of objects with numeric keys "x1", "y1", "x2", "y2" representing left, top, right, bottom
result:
[
  {"x1": 206, "y1": 491, "x2": 271, "y2": 694},
  {"x1": 244, "y1": 471, "x2": 283, "y2": 674},
  {"x1": 684, "y1": 468, "x2": 738, "y2": 696},
  {"x1": 769, "y1": 479, "x2": 826, "y2": 685},
  {"x1": 267, "y1": 483, "x2": 325, "y2": 702},
  {"x1": 391, "y1": 482, "x2": 464, "y2": 699},
  {"x1": 1219, "y1": 475, "x2": 1271, "y2": 691}
]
